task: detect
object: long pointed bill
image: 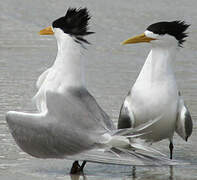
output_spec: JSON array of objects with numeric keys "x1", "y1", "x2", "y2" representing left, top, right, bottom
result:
[
  {"x1": 122, "y1": 33, "x2": 156, "y2": 45},
  {"x1": 39, "y1": 26, "x2": 54, "y2": 35}
]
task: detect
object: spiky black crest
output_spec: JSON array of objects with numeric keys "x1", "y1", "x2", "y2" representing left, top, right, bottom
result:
[
  {"x1": 52, "y1": 8, "x2": 94, "y2": 44},
  {"x1": 147, "y1": 21, "x2": 190, "y2": 46}
]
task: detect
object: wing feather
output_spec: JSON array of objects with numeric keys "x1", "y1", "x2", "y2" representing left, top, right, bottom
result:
[
  {"x1": 118, "y1": 92, "x2": 135, "y2": 129},
  {"x1": 175, "y1": 95, "x2": 193, "y2": 141}
]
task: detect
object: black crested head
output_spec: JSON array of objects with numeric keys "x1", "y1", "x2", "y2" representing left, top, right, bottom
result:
[
  {"x1": 52, "y1": 8, "x2": 94, "y2": 44},
  {"x1": 147, "y1": 21, "x2": 190, "y2": 46}
]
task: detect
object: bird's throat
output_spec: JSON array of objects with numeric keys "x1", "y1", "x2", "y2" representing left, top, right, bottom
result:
[{"x1": 54, "y1": 35, "x2": 85, "y2": 88}]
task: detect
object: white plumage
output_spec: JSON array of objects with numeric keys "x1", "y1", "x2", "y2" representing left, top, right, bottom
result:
[{"x1": 119, "y1": 22, "x2": 193, "y2": 159}]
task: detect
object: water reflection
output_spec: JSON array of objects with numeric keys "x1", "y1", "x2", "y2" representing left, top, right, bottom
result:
[
  {"x1": 68, "y1": 166, "x2": 174, "y2": 180},
  {"x1": 70, "y1": 174, "x2": 87, "y2": 180},
  {"x1": 128, "y1": 166, "x2": 175, "y2": 180},
  {"x1": 131, "y1": 166, "x2": 136, "y2": 180},
  {"x1": 169, "y1": 166, "x2": 174, "y2": 180}
]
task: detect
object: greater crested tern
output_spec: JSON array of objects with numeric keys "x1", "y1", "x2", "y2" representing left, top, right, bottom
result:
[
  {"x1": 118, "y1": 21, "x2": 193, "y2": 159},
  {"x1": 6, "y1": 9, "x2": 178, "y2": 174}
]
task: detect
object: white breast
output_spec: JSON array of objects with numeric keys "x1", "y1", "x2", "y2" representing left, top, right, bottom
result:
[{"x1": 129, "y1": 47, "x2": 179, "y2": 141}]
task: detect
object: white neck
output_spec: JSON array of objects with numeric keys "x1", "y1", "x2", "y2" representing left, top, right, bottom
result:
[
  {"x1": 135, "y1": 45, "x2": 178, "y2": 85},
  {"x1": 53, "y1": 30, "x2": 85, "y2": 88}
]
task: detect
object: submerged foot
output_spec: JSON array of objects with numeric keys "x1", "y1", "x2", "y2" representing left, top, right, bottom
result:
[{"x1": 70, "y1": 161, "x2": 87, "y2": 174}]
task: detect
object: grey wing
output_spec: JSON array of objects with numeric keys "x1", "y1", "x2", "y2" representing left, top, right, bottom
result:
[
  {"x1": 6, "y1": 110, "x2": 96, "y2": 158},
  {"x1": 6, "y1": 87, "x2": 108, "y2": 158},
  {"x1": 118, "y1": 91, "x2": 135, "y2": 129},
  {"x1": 6, "y1": 87, "x2": 114, "y2": 158},
  {"x1": 44, "y1": 88, "x2": 117, "y2": 153},
  {"x1": 45, "y1": 87, "x2": 116, "y2": 140},
  {"x1": 67, "y1": 87, "x2": 115, "y2": 131},
  {"x1": 5, "y1": 111, "x2": 57, "y2": 158},
  {"x1": 175, "y1": 94, "x2": 193, "y2": 141}
]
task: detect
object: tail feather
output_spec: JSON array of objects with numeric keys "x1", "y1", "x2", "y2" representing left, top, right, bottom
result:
[
  {"x1": 125, "y1": 131, "x2": 152, "y2": 138},
  {"x1": 130, "y1": 143, "x2": 166, "y2": 157},
  {"x1": 66, "y1": 148, "x2": 180, "y2": 166},
  {"x1": 136, "y1": 151, "x2": 171, "y2": 162},
  {"x1": 79, "y1": 116, "x2": 180, "y2": 166},
  {"x1": 105, "y1": 116, "x2": 165, "y2": 157},
  {"x1": 114, "y1": 147, "x2": 157, "y2": 163},
  {"x1": 108, "y1": 148, "x2": 121, "y2": 158},
  {"x1": 114, "y1": 115, "x2": 162, "y2": 136}
]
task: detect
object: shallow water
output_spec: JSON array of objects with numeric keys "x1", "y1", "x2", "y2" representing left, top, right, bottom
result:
[{"x1": 0, "y1": 0, "x2": 197, "y2": 179}]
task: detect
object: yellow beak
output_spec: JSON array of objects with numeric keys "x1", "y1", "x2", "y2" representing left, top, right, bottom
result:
[
  {"x1": 122, "y1": 33, "x2": 156, "y2": 45},
  {"x1": 39, "y1": 26, "x2": 54, "y2": 35}
]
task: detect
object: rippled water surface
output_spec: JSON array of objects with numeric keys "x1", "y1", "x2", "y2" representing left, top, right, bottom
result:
[{"x1": 1, "y1": 0, "x2": 197, "y2": 179}]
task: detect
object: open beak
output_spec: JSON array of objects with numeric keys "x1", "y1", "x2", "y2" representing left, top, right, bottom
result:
[
  {"x1": 122, "y1": 33, "x2": 156, "y2": 45},
  {"x1": 39, "y1": 26, "x2": 54, "y2": 35}
]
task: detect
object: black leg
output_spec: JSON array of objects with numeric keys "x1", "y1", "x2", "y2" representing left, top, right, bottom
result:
[
  {"x1": 169, "y1": 141, "x2": 174, "y2": 159},
  {"x1": 70, "y1": 161, "x2": 87, "y2": 174},
  {"x1": 79, "y1": 161, "x2": 87, "y2": 171}
]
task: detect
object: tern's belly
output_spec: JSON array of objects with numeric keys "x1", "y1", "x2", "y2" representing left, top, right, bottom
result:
[{"x1": 131, "y1": 87, "x2": 178, "y2": 141}]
